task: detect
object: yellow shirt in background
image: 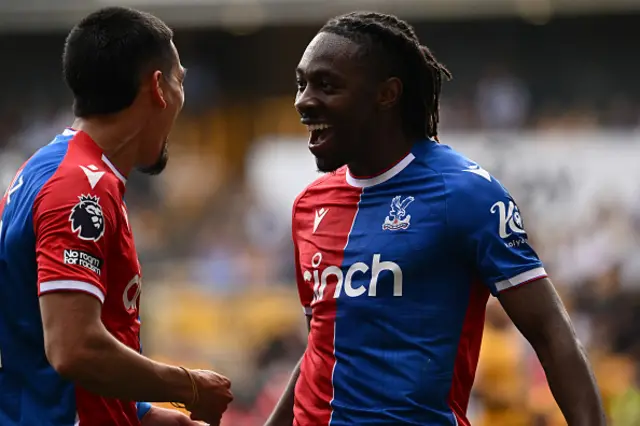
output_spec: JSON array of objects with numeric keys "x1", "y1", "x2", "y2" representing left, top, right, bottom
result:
[{"x1": 475, "y1": 325, "x2": 530, "y2": 426}]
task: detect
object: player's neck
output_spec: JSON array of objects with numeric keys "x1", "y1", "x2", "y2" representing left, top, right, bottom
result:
[
  {"x1": 71, "y1": 116, "x2": 141, "y2": 179},
  {"x1": 348, "y1": 129, "x2": 414, "y2": 178}
]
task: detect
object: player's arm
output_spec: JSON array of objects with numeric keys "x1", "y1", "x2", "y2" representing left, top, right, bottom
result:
[
  {"x1": 499, "y1": 278, "x2": 604, "y2": 426},
  {"x1": 446, "y1": 168, "x2": 605, "y2": 426},
  {"x1": 34, "y1": 178, "x2": 231, "y2": 420},
  {"x1": 40, "y1": 291, "x2": 196, "y2": 402},
  {"x1": 264, "y1": 315, "x2": 311, "y2": 426}
]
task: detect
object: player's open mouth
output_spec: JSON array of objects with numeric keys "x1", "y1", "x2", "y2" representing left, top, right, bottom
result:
[{"x1": 307, "y1": 124, "x2": 333, "y2": 155}]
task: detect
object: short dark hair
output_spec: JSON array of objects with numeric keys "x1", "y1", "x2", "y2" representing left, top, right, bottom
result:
[
  {"x1": 63, "y1": 7, "x2": 174, "y2": 117},
  {"x1": 320, "y1": 11, "x2": 452, "y2": 139}
]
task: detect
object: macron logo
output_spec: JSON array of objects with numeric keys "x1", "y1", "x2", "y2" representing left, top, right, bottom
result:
[
  {"x1": 463, "y1": 164, "x2": 492, "y2": 182},
  {"x1": 5, "y1": 173, "x2": 24, "y2": 204},
  {"x1": 80, "y1": 165, "x2": 105, "y2": 190},
  {"x1": 313, "y1": 208, "x2": 329, "y2": 233}
]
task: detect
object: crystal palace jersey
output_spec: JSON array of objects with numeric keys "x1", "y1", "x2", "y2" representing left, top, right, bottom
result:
[
  {"x1": 291, "y1": 139, "x2": 547, "y2": 426},
  {"x1": 0, "y1": 129, "x2": 144, "y2": 425}
]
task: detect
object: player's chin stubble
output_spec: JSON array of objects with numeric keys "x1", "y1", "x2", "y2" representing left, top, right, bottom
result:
[
  {"x1": 137, "y1": 143, "x2": 169, "y2": 176},
  {"x1": 316, "y1": 156, "x2": 346, "y2": 174}
]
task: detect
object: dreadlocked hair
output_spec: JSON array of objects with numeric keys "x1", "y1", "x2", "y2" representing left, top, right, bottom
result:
[{"x1": 320, "y1": 11, "x2": 452, "y2": 139}]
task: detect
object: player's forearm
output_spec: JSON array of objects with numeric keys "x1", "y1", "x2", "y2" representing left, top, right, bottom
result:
[
  {"x1": 534, "y1": 333, "x2": 605, "y2": 425},
  {"x1": 265, "y1": 356, "x2": 303, "y2": 426},
  {"x1": 52, "y1": 328, "x2": 193, "y2": 404}
]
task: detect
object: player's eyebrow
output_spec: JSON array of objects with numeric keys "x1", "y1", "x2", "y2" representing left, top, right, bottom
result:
[{"x1": 296, "y1": 66, "x2": 342, "y2": 81}]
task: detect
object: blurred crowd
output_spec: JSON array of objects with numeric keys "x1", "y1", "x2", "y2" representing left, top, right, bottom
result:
[{"x1": 2, "y1": 12, "x2": 640, "y2": 426}]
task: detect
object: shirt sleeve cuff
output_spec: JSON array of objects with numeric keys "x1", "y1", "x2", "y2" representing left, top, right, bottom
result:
[
  {"x1": 39, "y1": 280, "x2": 105, "y2": 304},
  {"x1": 495, "y1": 267, "x2": 547, "y2": 292}
]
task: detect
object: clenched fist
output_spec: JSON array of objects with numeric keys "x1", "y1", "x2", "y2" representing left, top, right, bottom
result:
[{"x1": 185, "y1": 369, "x2": 233, "y2": 425}]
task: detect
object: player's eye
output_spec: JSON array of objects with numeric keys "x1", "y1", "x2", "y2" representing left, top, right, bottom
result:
[
  {"x1": 319, "y1": 79, "x2": 335, "y2": 93},
  {"x1": 296, "y1": 79, "x2": 306, "y2": 92}
]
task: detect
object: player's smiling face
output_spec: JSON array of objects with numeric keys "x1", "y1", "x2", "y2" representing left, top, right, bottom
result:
[{"x1": 295, "y1": 32, "x2": 379, "y2": 173}]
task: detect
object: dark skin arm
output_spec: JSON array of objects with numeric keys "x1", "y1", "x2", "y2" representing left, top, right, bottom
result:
[
  {"x1": 499, "y1": 277, "x2": 606, "y2": 426},
  {"x1": 265, "y1": 315, "x2": 311, "y2": 426}
]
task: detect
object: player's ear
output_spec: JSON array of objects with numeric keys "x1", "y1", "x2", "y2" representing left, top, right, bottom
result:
[
  {"x1": 377, "y1": 77, "x2": 402, "y2": 111},
  {"x1": 150, "y1": 70, "x2": 167, "y2": 109}
]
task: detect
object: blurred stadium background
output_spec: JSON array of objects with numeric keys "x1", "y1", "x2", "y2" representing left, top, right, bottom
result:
[{"x1": 3, "y1": 0, "x2": 640, "y2": 424}]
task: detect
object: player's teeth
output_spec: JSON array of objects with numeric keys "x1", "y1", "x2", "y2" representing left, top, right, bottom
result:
[{"x1": 307, "y1": 124, "x2": 332, "y2": 132}]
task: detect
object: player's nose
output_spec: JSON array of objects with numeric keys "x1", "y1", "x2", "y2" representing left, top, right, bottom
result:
[{"x1": 294, "y1": 86, "x2": 321, "y2": 118}]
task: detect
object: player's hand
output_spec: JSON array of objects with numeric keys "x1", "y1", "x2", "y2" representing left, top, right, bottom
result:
[
  {"x1": 141, "y1": 406, "x2": 205, "y2": 425},
  {"x1": 187, "y1": 369, "x2": 233, "y2": 425}
]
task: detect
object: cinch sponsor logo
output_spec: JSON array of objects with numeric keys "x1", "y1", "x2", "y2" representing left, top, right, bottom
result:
[{"x1": 303, "y1": 253, "x2": 403, "y2": 301}]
